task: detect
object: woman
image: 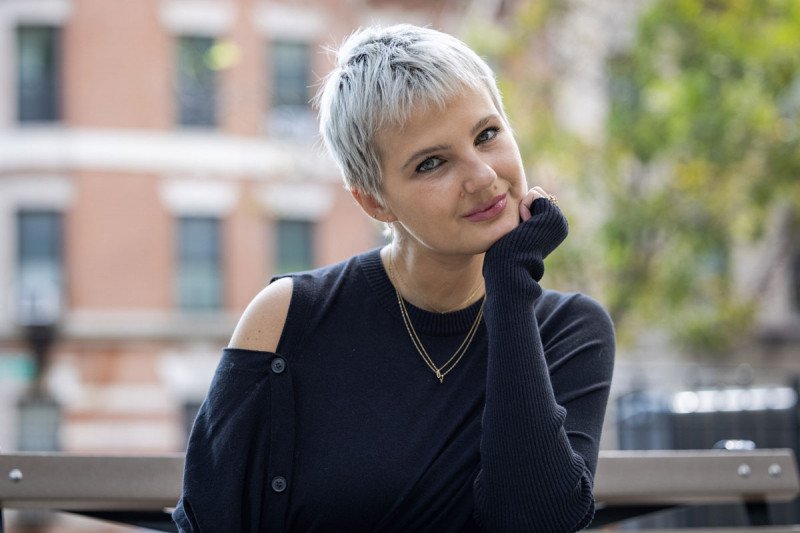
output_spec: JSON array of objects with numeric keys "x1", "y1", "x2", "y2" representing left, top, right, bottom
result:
[{"x1": 174, "y1": 24, "x2": 614, "y2": 532}]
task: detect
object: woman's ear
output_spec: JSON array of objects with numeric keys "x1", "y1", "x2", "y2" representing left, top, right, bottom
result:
[{"x1": 351, "y1": 189, "x2": 397, "y2": 222}]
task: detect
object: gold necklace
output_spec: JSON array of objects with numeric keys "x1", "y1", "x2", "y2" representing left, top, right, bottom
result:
[
  {"x1": 389, "y1": 251, "x2": 484, "y2": 314},
  {"x1": 387, "y1": 251, "x2": 485, "y2": 383}
]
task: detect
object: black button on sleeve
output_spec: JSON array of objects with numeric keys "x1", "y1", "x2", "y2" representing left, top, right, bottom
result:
[
  {"x1": 270, "y1": 357, "x2": 286, "y2": 374},
  {"x1": 271, "y1": 476, "x2": 287, "y2": 493}
]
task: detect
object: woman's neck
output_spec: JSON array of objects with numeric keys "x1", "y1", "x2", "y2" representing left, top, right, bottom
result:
[{"x1": 381, "y1": 242, "x2": 485, "y2": 313}]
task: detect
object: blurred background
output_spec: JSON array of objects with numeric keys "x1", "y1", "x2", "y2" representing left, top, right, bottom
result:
[{"x1": 1, "y1": 0, "x2": 799, "y2": 530}]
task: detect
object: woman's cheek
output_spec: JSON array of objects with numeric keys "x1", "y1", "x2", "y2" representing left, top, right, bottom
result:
[{"x1": 496, "y1": 207, "x2": 522, "y2": 240}]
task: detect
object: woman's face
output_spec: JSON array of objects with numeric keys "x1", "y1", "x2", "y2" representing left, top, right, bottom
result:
[{"x1": 372, "y1": 86, "x2": 527, "y2": 256}]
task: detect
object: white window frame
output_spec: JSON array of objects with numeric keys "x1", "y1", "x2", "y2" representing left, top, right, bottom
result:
[
  {"x1": 0, "y1": 0, "x2": 71, "y2": 129},
  {"x1": 0, "y1": 175, "x2": 73, "y2": 334}
]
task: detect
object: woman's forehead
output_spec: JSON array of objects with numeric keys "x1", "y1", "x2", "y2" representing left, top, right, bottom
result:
[
  {"x1": 382, "y1": 86, "x2": 497, "y2": 137},
  {"x1": 374, "y1": 87, "x2": 499, "y2": 164}
]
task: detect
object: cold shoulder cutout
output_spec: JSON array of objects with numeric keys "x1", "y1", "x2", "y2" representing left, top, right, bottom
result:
[{"x1": 229, "y1": 276, "x2": 293, "y2": 353}]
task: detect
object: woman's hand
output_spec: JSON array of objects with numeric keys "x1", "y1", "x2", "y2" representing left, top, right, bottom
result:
[
  {"x1": 484, "y1": 186, "x2": 567, "y2": 290},
  {"x1": 519, "y1": 186, "x2": 555, "y2": 222}
]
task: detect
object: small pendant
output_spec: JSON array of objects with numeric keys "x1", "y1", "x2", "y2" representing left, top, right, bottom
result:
[{"x1": 437, "y1": 374, "x2": 444, "y2": 384}]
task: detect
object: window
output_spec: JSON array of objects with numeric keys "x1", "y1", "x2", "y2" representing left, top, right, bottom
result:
[
  {"x1": 268, "y1": 41, "x2": 313, "y2": 137},
  {"x1": 16, "y1": 211, "x2": 64, "y2": 324},
  {"x1": 271, "y1": 41, "x2": 310, "y2": 108},
  {"x1": 176, "y1": 36, "x2": 217, "y2": 127},
  {"x1": 17, "y1": 26, "x2": 61, "y2": 123},
  {"x1": 276, "y1": 219, "x2": 314, "y2": 274},
  {"x1": 177, "y1": 217, "x2": 222, "y2": 310}
]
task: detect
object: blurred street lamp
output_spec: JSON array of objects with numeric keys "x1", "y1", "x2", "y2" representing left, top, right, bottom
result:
[{"x1": 15, "y1": 278, "x2": 62, "y2": 451}]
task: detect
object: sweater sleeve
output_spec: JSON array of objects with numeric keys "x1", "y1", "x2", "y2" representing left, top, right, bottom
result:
[
  {"x1": 173, "y1": 348, "x2": 295, "y2": 533},
  {"x1": 473, "y1": 198, "x2": 615, "y2": 532}
]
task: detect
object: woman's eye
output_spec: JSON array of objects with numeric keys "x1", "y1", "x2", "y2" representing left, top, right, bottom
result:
[
  {"x1": 416, "y1": 156, "x2": 444, "y2": 173},
  {"x1": 476, "y1": 127, "x2": 499, "y2": 144}
]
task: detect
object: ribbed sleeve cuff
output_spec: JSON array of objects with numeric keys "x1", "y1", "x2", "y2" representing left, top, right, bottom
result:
[{"x1": 483, "y1": 197, "x2": 568, "y2": 296}]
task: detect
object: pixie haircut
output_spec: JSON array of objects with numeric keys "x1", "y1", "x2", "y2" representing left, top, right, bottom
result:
[{"x1": 314, "y1": 24, "x2": 507, "y2": 203}]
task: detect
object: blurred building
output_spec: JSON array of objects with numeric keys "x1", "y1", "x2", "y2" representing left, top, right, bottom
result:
[
  {"x1": 2, "y1": 0, "x2": 798, "y2": 456},
  {"x1": 0, "y1": 0, "x2": 465, "y2": 454}
]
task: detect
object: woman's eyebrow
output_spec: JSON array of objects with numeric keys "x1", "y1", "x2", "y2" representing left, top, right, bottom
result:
[
  {"x1": 400, "y1": 114, "x2": 500, "y2": 171},
  {"x1": 402, "y1": 143, "x2": 450, "y2": 171},
  {"x1": 471, "y1": 114, "x2": 497, "y2": 136}
]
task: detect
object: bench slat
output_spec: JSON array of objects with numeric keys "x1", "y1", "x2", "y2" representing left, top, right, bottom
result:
[
  {"x1": 1, "y1": 449, "x2": 798, "y2": 510},
  {"x1": 594, "y1": 449, "x2": 800, "y2": 505},
  {"x1": 0, "y1": 453, "x2": 183, "y2": 510}
]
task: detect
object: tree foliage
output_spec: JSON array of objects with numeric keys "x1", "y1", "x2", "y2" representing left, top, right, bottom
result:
[
  {"x1": 604, "y1": 0, "x2": 800, "y2": 354},
  {"x1": 469, "y1": 0, "x2": 800, "y2": 356}
]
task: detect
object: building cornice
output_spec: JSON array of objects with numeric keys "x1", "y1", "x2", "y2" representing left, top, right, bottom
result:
[
  {"x1": 0, "y1": 0, "x2": 71, "y2": 25},
  {"x1": 0, "y1": 127, "x2": 338, "y2": 180},
  {"x1": 0, "y1": 310, "x2": 238, "y2": 344},
  {"x1": 159, "y1": 0, "x2": 235, "y2": 36},
  {"x1": 253, "y1": 2, "x2": 324, "y2": 41}
]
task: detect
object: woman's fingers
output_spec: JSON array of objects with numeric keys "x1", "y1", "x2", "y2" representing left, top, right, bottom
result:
[{"x1": 520, "y1": 186, "x2": 550, "y2": 221}]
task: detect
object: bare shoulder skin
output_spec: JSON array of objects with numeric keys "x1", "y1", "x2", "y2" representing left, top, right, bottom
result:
[{"x1": 228, "y1": 277, "x2": 293, "y2": 353}]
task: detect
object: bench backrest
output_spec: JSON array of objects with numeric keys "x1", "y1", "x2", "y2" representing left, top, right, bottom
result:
[{"x1": 1, "y1": 449, "x2": 798, "y2": 510}]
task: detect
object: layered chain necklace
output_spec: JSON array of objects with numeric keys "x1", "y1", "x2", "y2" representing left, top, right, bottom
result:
[{"x1": 387, "y1": 250, "x2": 485, "y2": 384}]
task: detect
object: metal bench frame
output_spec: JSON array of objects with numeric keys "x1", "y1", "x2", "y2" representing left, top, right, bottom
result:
[{"x1": 1, "y1": 449, "x2": 798, "y2": 531}]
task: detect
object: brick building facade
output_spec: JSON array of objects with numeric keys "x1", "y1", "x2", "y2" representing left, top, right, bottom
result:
[{"x1": 0, "y1": 0, "x2": 464, "y2": 454}]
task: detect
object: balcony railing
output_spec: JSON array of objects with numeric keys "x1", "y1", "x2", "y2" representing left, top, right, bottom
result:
[{"x1": 1, "y1": 449, "x2": 798, "y2": 532}]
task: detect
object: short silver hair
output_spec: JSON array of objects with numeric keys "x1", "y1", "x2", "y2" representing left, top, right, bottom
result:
[{"x1": 314, "y1": 24, "x2": 507, "y2": 203}]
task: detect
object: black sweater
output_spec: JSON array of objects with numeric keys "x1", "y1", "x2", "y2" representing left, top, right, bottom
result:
[{"x1": 174, "y1": 199, "x2": 615, "y2": 532}]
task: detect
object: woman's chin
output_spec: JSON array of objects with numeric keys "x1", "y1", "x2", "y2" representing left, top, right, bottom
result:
[
  {"x1": 471, "y1": 219, "x2": 520, "y2": 253},
  {"x1": 492, "y1": 215, "x2": 521, "y2": 239}
]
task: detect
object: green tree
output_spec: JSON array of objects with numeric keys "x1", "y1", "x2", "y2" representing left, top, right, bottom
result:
[
  {"x1": 605, "y1": 0, "x2": 800, "y2": 354},
  {"x1": 469, "y1": 0, "x2": 800, "y2": 355}
]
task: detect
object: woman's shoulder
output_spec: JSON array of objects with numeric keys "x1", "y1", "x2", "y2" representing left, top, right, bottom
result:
[
  {"x1": 227, "y1": 250, "x2": 376, "y2": 353},
  {"x1": 537, "y1": 290, "x2": 615, "y2": 385},
  {"x1": 537, "y1": 290, "x2": 615, "y2": 345},
  {"x1": 538, "y1": 289, "x2": 611, "y2": 319},
  {"x1": 228, "y1": 277, "x2": 294, "y2": 353}
]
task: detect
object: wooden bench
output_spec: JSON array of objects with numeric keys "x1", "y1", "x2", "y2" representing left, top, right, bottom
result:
[{"x1": 1, "y1": 449, "x2": 798, "y2": 531}]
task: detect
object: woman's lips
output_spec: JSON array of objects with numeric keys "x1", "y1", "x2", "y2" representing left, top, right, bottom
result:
[{"x1": 463, "y1": 194, "x2": 507, "y2": 222}]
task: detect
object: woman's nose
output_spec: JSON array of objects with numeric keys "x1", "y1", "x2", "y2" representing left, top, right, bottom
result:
[{"x1": 462, "y1": 155, "x2": 496, "y2": 195}]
